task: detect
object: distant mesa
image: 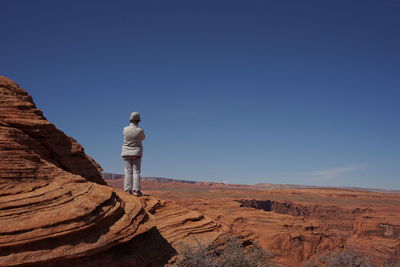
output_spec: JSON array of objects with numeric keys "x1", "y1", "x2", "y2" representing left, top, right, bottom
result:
[
  {"x1": 102, "y1": 172, "x2": 197, "y2": 184},
  {"x1": 102, "y1": 172, "x2": 400, "y2": 193}
]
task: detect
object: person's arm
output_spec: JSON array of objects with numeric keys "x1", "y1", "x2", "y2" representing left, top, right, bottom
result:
[{"x1": 140, "y1": 128, "x2": 145, "y2": 140}]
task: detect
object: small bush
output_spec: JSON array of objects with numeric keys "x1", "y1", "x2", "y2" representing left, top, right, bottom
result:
[
  {"x1": 177, "y1": 235, "x2": 275, "y2": 267},
  {"x1": 304, "y1": 247, "x2": 374, "y2": 267},
  {"x1": 177, "y1": 237, "x2": 219, "y2": 267}
]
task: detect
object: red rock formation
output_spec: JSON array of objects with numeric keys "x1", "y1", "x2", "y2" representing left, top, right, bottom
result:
[
  {"x1": 0, "y1": 76, "x2": 176, "y2": 266},
  {"x1": 141, "y1": 197, "x2": 223, "y2": 249},
  {"x1": 0, "y1": 77, "x2": 103, "y2": 185}
]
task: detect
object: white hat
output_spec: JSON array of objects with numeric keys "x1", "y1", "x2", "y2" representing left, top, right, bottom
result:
[{"x1": 130, "y1": 112, "x2": 141, "y2": 122}]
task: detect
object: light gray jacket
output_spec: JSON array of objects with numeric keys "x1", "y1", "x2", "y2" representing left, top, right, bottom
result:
[{"x1": 121, "y1": 123, "x2": 145, "y2": 157}]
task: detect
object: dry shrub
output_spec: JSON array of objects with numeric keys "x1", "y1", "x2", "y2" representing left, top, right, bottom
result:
[
  {"x1": 304, "y1": 247, "x2": 374, "y2": 267},
  {"x1": 177, "y1": 235, "x2": 275, "y2": 267},
  {"x1": 177, "y1": 237, "x2": 218, "y2": 267}
]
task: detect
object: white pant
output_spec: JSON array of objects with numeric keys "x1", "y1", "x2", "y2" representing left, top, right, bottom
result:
[{"x1": 122, "y1": 156, "x2": 142, "y2": 191}]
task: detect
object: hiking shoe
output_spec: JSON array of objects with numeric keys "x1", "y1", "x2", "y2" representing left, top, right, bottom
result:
[
  {"x1": 125, "y1": 190, "x2": 133, "y2": 195},
  {"x1": 134, "y1": 190, "x2": 143, "y2": 196}
]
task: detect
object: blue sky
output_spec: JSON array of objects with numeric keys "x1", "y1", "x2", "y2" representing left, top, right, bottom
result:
[{"x1": 1, "y1": 0, "x2": 399, "y2": 189}]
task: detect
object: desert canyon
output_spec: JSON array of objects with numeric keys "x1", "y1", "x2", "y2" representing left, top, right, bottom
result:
[
  {"x1": 106, "y1": 176, "x2": 400, "y2": 266},
  {"x1": 0, "y1": 76, "x2": 399, "y2": 266}
]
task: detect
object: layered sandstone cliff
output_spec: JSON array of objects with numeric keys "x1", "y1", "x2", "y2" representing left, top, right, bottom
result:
[
  {"x1": 0, "y1": 77, "x2": 104, "y2": 186},
  {"x1": 0, "y1": 76, "x2": 224, "y2": 266}
]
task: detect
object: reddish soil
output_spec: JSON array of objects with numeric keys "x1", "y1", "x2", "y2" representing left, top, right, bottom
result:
[{"x1": 107, "y1": 178, "x2": 400, "y2": 266}]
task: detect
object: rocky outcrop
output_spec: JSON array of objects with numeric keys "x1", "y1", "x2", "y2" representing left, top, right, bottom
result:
[
  {"x1": 0, "y1": 76, "x2": 175, "y2": 266},
  {"x1": 0, "y1": 77, "x2": 103, "y2": 185},
  {"x1": 0, "y1": 179, "x2": 174, "y2": 266},
  {"x1": 141, "y1": 197, "x2": 223, "y2": 249}
]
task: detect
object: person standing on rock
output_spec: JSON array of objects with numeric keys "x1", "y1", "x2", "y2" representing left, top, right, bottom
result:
[{"x1": 121, "y1": 112, "x2": 145, "y2": 196}]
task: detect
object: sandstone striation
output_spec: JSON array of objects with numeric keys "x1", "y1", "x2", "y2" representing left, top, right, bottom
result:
[
  {"x1": 141, "y1": 197, "x2": 223, "y2": 249},
  {"x1": 0, "y1": 76, "x2": 177, "y2": 266},
  {"x1": 0, "y1": 77, "x2": 104, "y2": 186}
]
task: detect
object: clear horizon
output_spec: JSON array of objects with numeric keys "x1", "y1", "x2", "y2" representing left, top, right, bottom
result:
[{"x1": 1, "y1": 1, "x2": 399, "y2": 189}]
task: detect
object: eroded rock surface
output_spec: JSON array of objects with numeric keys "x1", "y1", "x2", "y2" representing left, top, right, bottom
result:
[
  {"x1": 141, "y1": 197, "x2": 224, "y2": 250},
  {"x1": 0, "y1": 77, "x2": 176, "y2": 266}
]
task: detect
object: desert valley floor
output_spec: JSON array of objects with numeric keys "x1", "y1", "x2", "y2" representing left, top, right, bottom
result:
[{"x1": 107, "y1": 177, "x2": 400, "y2": 266}]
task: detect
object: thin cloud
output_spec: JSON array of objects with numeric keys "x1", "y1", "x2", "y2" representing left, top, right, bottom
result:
[
  {"x1": 311, "y1": 165, "x2": 365, "y2": 181},
  {"x1": 262, "y1": 164, "x2": 366, "y2": 182}
]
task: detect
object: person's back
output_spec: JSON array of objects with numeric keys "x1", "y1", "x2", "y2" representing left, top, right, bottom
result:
[
  {"x1": 121, "y1": 112, "x2": 145, "y2": 196},
  {"x1": 121, "y1": 123, "x2": 145, "y2": 157}
]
